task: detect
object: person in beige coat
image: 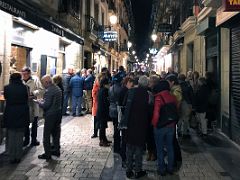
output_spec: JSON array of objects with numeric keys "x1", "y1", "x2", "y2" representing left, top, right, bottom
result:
[{"x1": 21, "y1": 67, "x2": 44, "y2": 146}]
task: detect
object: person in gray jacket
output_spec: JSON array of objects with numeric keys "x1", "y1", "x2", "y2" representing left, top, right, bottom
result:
[{"x1": 36, "y1": 75, "x2": 62, "y2": 161}]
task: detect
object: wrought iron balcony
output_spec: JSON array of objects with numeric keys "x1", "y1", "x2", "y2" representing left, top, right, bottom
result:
[
  {"x1": 85, "y1": 15, "x2": 100, "y2": 36},
  {"x1": 120, "y1": 43, "x2": 128, "y2": 52}
]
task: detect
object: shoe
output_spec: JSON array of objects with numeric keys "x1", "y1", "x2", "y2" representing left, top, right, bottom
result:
[
  {"x1": 104, "y1": 139, "x2": 112, "y2": 143},
  {"x1": 38, "y1": 154, "x2": 52, "y2": 161},
  {"x1": 157, "y1": 170, "x2": 166, "y2": 176},
  {"x1": 167, "y1": 170, "x2": 174, "y2": 175},
  {"x1": 62, "y1": 113, "x2": 70, "y2": 116},
  {"x1": 134, "y1": 170, "x2": 147, "y2": 179},
  {"x1": 72, "y1": 113, "x2": 76, "y2": 117},
  {"x1": 23, "y1": 140, "x2": 29, "y2": 147},
  {"x1": 99, "y1": 141, "x2": 110, "y2": 147},
  {"x1": 51, "y1": 151, "x2": 60, "y2": 157},
  {"x1": 31, "y1": 140, "x2": 40, "y2": 146},
  {"x1": 126, "y1": 171, "x2": 134, "y2": 178},
  {"x1": 91, "y1": 134, "x2": 98, "y2": 138}
]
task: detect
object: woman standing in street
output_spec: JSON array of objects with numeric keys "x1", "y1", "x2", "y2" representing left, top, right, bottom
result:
[{"x1": 4, "y1": 72, "x2": 29, "y2": 163}]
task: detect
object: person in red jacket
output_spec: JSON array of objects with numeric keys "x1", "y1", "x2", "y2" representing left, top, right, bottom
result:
[{"x1": 152, "y1": 80, "x2": 178, "y2": 176}]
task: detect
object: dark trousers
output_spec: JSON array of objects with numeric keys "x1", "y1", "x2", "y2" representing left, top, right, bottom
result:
[
  {"x1": 8, "y1": 128, "x2": 24, "y2": 161},
  {"x1": 120, "y1": 130, "x2": 127, "y2": 162},
  {"x1": 113, "y1": 118, "x2": 121, "y2": 152},
  {"x1": 62, "y1": 92, "x2": 70, "y2": 114},
  {"x1": 99, "y1": 128, "x2": 107, "y2": 142},
  {"x1": 146, "y1": 125, "x2": 156, "y2": 154},
  {"x1": 93, "y1": 116, "x2": 99, "y2": 136},
  {"x1": 126, "y1": 144, "x2": 144, "y2": 172},
  {"x1": 24, "y1": 116, "x2": 38, "y2": 143},
  {"x1": 43, "y1": 113, "x2": 62, "y2": 156}
]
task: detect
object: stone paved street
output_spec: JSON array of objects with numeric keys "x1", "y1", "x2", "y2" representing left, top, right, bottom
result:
[{"x1": 0, "y1": 115, "x2": 239, "y2": 180}]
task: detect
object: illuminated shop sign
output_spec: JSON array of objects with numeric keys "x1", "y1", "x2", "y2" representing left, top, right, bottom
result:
[
  {"x1": 103, "y1": 31, "x2": 118, "y2": 42},
  {"x1": 223, "y1": 0, "x2": 240, "y2": 11}
]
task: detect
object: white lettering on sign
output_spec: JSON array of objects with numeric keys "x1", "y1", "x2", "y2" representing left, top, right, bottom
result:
[
  {"x1": 103, "y1": 31, "x2": 118, "y2": 42},
  {"x1": 0, "y1": 0, "x2": 26, "y2": 18},
  {"x1": 51, "y1": 25, "x2": 64, "y2": 36}
]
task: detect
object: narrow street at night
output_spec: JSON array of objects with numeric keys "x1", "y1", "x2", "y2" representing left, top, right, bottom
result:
[{"x1": 0, "y1": 115, "x2": 239, "y2": 180}]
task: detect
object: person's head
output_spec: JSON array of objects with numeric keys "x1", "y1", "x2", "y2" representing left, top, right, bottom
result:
[
  {"x1": 53, "y1": 75, "x2": 63, "y2": 85},
  {"x1": 118, "y1": 66, "x2": 124, "y2": 72},
  {"x1": 76, "y1": 69, "x2": 81, "y2": 76},
  {"x1": 138, "y1": 75, "x2": 149, "y2": 88},
  {"x1": 160, "y1": 71, "x2": 167, "y2": 79},
  {"x1": 100, "y1": 78, "x2": 109, "y2": 88},
  {"x1": 178, "y1": 74, "x2": 186, "y2": 81},
  {"x1": 127, "y1": 72, "x2": 135, "y2": 79},
  {"x1": 81, "y1": 68, "x2": 87, "y2": 76},
  {"x1": 87, "y1": 69, "x2": 93, "y2": 75},
  {"x1": 193, "y1": 71, "x2": 199, "y2": 80},
  {"x1": 41, "y1": 75, "x2": 53, "y2": 89},
  {"x1": 187, "y1": 71, "x2": 192, "y2": 80},
  {"x1": 133, "y1": 76, "x2": 139, "y2": 87},
  {"x1": 150, "y1": 71, "x2": 157, "y2": 76},
  {"x1": 166, "y1": 74, "x2": 178, "y2": 88},
  {"x1": 168, "y1": 67, "x2": 173, "y2": 73},
  {"x1": 198, "y1": 77, "x2": 206, "y2": 86},
  {"x1": 111, "y1": 70, "x2": 117, "y2": 76},
  {"x1": 10, "y1": 72, "x2": 22, "y2": 83},
  {"x1": 122, "y1": 77, "x2": 134, "y2": 89},
  {"x1": 21, "y1": 67, "x2": 31, "y2": 81},
  {"x1": 152, "y1": 80, "x2": 170, "y2": 94},
  {"x1": 101, "y1": 67, "x2": 108, "y2": 73},
  {"x1": 149, "y1": 75, "x2": 160, "y2": 89},
  {"x1": 67, "y1": 65, "x2": 74, "y2": 75}
]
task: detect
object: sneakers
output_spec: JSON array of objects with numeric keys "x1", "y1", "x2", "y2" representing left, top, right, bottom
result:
[
  {"x1": 99, "y1": 141, "x2": 110, "y2": 147},
  {"x1": 91, "y1": 134, "x2": 98, "y2": 138}
]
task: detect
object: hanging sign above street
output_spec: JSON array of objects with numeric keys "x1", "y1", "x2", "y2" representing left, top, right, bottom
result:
[
  {"x1": 102, "y1": 31, "x2": 118, "y2": 42},
  {"x1": 223, "y1": 0, "x2": 240, "y2": 11},
  {"x1": 158, "y1": 23, "x2": 172, "y2": 33}
]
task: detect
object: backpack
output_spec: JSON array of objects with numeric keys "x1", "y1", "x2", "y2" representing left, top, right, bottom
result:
[{"x1": 157, "y1": 95, "x2": 179, "y2": 128}]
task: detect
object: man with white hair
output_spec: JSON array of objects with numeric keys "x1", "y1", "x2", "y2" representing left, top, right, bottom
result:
[{"x1": 36, "y1": 75, "x2": 62, "y2": 161}]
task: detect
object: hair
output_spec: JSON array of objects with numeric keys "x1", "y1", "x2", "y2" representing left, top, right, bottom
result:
[
  {"x1": 87, "y1": 69, "x2": 93, "y2": 74},
  {"x1": 178, "y1": 74, "x2": 186, "y2": 81},
  {"x1": 101, "y1": 67, "x2": 108, "y2": 73},
  {"x1": 53, "y1": 75, "x2": 63, "y2": 85},
  {"x1": 193, "y1": 71, "x2": 200, "y2": 80},
  {"x1": 122, "y1": 77, "x2": 134, "y2": 86},
  {"x1": 41, "y1": 75, "x2": 53, "y2": 84},
  {"x1": 119, "y1": 66, "x2": 124, "y2": 71},
  {"x1": 198, "y1": 77, "x2": 206, "y2": 85},
  {"x1": 166, "y1": 74, "x2": 179, "y2": 85},
  {"x1": 100, "y1": 78, "x2": 109, "y2": 87},
  {"x1": 152, "y1": 80, "x2": 170, "y2": 94},
  {"x1": 138, "y1": 75, "x2": 149, "y2": 87},
  {"x1": 10, "y1": 72, "x2": 22, "y2": 81},
  {"x1": 21, "y1": 67, "x2": 31, "y2": 73}
]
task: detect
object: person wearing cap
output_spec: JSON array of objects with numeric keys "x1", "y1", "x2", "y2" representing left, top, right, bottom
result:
[
  {"x1": 21, "y1": 67, "x2": 44, "y2": 147},
  {"x1": 4, "y1": 72, "x2": 29, "y2": 163}
]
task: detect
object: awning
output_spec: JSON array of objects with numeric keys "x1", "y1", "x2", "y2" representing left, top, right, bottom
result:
[{"x1": 0, "y1": 0, "x2": 84, "y2": 45}]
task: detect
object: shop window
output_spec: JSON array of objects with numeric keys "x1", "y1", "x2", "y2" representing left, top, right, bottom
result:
[{"x1": 11, "y1": 45, "x2": 31, "y2": 73}]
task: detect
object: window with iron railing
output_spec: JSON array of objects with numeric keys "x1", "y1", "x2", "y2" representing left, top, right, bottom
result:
[{"x1": 58, "y1": 0, "x2": 81, "y2": 19}]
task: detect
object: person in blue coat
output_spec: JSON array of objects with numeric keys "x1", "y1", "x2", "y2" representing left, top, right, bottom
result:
[{"x1": 69, "y1": 69, "x2": 85, "y2": 116}]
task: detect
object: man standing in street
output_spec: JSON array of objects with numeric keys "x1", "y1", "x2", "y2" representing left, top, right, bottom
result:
[
  {"x1": 69, "y1": 69, "x2": 85, "y2": 116},
  {"x1": 84, "y1": 69, "x2": 95, "y2": 114},
  {"x1": 21, "y1": 67, "x2": 44, "y2": 147},
  {"x1": 37, "y1": 75, "x2": 62, "y2": 161},
  {"x1": 62, "y1": 66, "x2": 74, "y2": 116}
]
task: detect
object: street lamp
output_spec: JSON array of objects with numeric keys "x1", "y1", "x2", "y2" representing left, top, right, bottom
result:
[
  {"x1": 132, "y1": 50, "x2": 136, "y2": 55},
  {"x1": 109, "y1": 14, "x2": 117, "y2": 25},
  {"x1": 127, "y1": 41, "x2": 132, "y2": 49},
  {"x1": 151, "y1": 33, "x2": 157, "y2": 42}
]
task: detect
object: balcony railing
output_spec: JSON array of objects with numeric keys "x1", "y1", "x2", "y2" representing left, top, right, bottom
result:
[
  {"x1": 85, "y1": 15, "x2": 99, "y2": 36},
  {"x1": 120, "y1": 43, "x2": 128, "y2": 52}
]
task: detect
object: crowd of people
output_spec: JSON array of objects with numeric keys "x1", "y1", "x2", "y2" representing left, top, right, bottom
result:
[{"x1": 2, "y1": 65, "x2": 218, "y2": 179}]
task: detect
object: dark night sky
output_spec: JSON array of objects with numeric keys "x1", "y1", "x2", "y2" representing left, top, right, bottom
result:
[{"x1": 130, "y1": 0, "x2": 153, "y2": 59}]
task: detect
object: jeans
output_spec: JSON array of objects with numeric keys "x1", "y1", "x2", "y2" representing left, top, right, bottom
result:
[
  {"x1": 24, "y1": 116, "x2": 38, "y2": 143},
  {"x1": 126, "y1": 144, "x2": 144, "y2": 172},
  {"x1": 154, "y1": 127, "x2": 175, "y2": 173},
  {"x1": 72, "y1": 96, "x2": 83, "y2": 115},
  {"x1": 62, "y1": 92, "x2": 70, "y2": 114}
]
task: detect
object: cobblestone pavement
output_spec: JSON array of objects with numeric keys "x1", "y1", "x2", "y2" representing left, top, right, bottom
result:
[{"x1": 0, "y1": 115, "x2": 239, "y2": 180}]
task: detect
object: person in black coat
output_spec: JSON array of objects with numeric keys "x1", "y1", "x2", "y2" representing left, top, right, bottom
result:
[
  {"x1": 125, "y1": 75, "x2": 149, "y2": 179},
  {"x1": 96, "y1": 78, "x2": 111, "y2": 147},
  {"x1": 4, "y1": 72, "x2": 29, "y2": 163},
  {"x1": 195, "y1": 77, "x2": 210, "y2": 137}
]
